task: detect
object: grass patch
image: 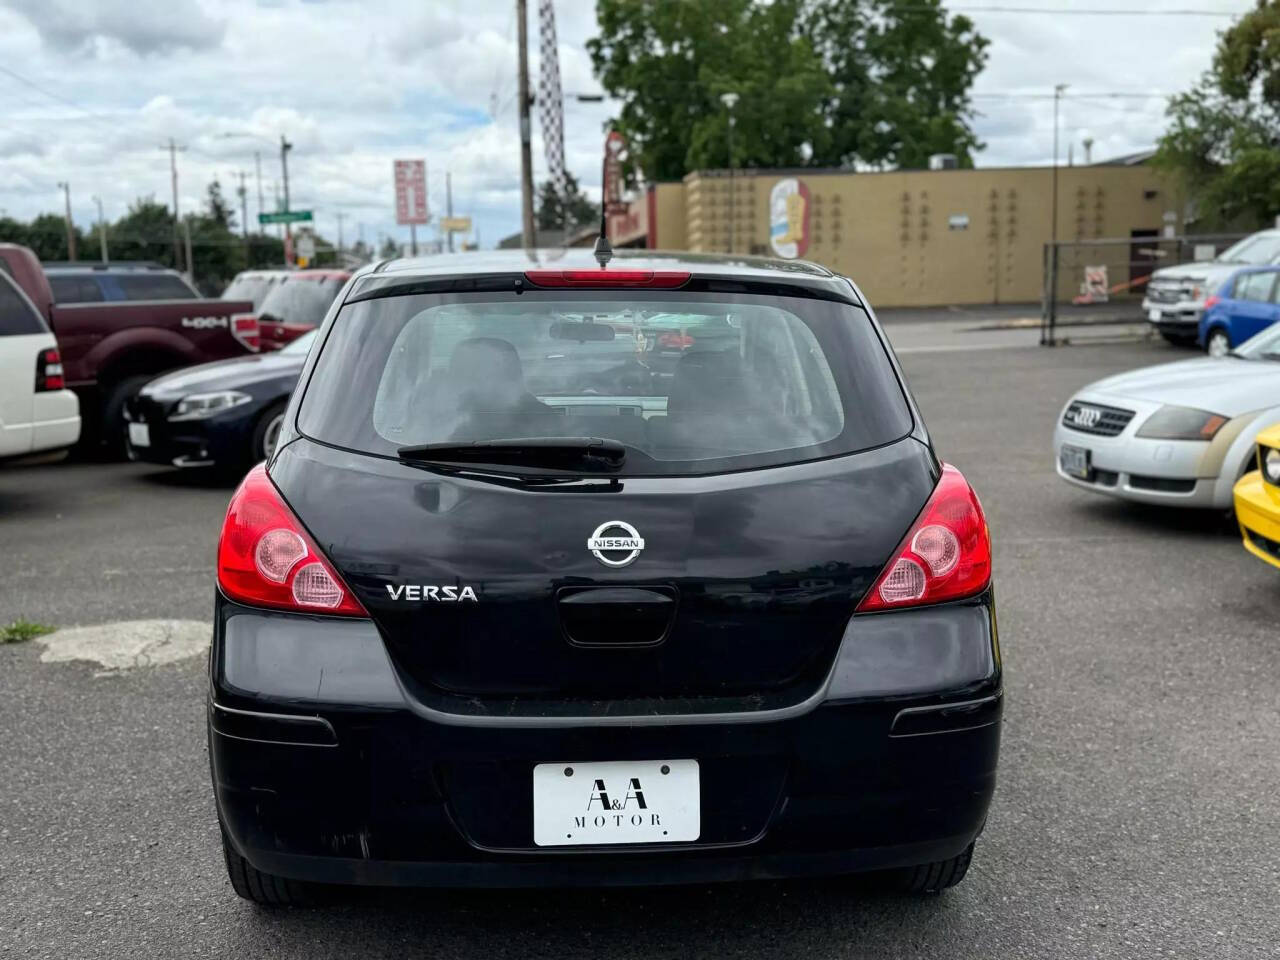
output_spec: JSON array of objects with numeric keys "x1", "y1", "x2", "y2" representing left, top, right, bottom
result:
[{"x1": 1, "y1": 619, "x2": 56, "y2": 644}]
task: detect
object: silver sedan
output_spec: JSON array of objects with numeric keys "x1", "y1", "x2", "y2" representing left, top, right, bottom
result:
[{"x1": 1054, "y1": 325, "x2": 1280, "y2": 509}]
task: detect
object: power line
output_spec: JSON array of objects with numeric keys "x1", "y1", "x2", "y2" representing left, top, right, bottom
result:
[
  {"x1": 0, "y1": 64, "x2": 119, "y2": 121},
  {"x1": 942, "y1": 4, "x2": 1241, "y2": 14}
]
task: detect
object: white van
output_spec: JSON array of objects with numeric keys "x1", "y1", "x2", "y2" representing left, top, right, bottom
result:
[{"x1": 0, "y1": 271, "x2": 80, "y2": 459}]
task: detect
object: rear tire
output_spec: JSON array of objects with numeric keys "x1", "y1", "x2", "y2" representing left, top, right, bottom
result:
[
  {"x1": 889, "y1": 842, "x2": 975, "y2": 894},
  {"x1": 1206, "y1": 328, "x2": 1231, "y2": 357},
  {"x1": 221, "y1": 828, "x2": 317, "y2": 907},
  {"x1": 250, "y1": 400, "x2": 287, "y2": 463}
]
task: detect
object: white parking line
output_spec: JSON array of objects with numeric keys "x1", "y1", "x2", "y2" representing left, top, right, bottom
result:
[{"x1": 36, "y1": 619, "x2": 209, "y2": 674}]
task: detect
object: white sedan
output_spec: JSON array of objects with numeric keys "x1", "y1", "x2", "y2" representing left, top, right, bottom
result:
[
  {"x1": 0, "y1": 272, "x2": 79, "y2": 460},
  {"x1": 1053, "y1": 325, "x2": 1280, "y2": 509}
]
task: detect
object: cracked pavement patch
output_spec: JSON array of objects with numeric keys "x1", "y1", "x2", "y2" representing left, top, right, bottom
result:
[{"x1": 36, "y1": 619, "x2": 210, "y2": 672}]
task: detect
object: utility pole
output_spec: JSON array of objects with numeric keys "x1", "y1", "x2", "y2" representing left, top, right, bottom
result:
[
  {"x1": 720, "y1": 92, "x2": 739, "y2": 254},
  {"x1": 1051, "y1": 83, "x2": 1067, "y2": 247},
  {"x1": 336, "y1": 212, "x2": 346, "y2": 264},
  {"x1": 91, "y1": 195, "x2": 107, "y2": 263},
  {"x1": 446, "y1": 171, "x2": 454, "y2": 253},
  {"x1": 516, "y1": 0, "x2": 536, "y2": 248},
  {"x1": 183, "y1": 217, "x2": 194, "y2": 285},
  {"x1": 161, "y1": 138, "x2": 187, "y2": 271},
  {"x1": 254, "y1": 151, "x2": 264, "y2": 227},
  {"x1": 235, "y1": 172, "x2": 249, "y2": 239},
  {"x1": 56, "y1": 181, "x2": 77, "y2": 261},
  {"x1": 280, "y1": 135, "x2": 293, "y2": 265}
]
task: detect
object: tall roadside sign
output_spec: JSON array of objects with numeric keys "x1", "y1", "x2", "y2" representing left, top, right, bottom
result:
[{"x1": 394, "y1": 159, "x2": 429, "y2": 255}]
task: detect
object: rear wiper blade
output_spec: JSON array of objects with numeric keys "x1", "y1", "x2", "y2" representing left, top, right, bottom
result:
[{"x1": 397, "y1": 436, "x2": 626, "y2": 471}]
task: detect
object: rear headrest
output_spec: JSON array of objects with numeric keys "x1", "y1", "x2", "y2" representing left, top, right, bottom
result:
[
  {"x1": 666, "y1": 348, "x2": 748, "y2": 418},
  {"x1": 448, "y1": 337, "x2": 525, "y2": 385}
]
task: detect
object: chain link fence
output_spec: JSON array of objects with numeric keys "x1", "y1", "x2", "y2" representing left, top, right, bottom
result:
[{"x1": 1039, "y1": 233, "x2": 1250, "y2": 346}]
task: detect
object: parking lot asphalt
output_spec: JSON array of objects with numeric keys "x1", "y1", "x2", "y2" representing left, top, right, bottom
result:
[{"x1": 3, "y1": 326, "x2": 1280, "y2": 959}]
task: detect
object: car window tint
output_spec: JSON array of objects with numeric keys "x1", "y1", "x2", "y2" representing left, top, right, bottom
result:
[
  {"x1": 47, "y1": 274, "x2": 105, "y2": 303},
  {"x1": 257, "y1": 278, "x2": 339, "y2": 327},
  {"x1": 0, "y1": 275, "x2": 49, "y2": 335},
  {"x1": 1238, "y1": 272, "x2": 1276, "y2": 302},
  {"x1": 299, "y1": 289, "x2": 913, "y2": 477},
  {"x1": 115, "y1": 273, "x2": 199, "y2": 300}
]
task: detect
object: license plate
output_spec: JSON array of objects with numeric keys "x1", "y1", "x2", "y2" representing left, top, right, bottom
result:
[
  {"x1": 1148, "y1": 308, "x2": 1161, "y2": 322},
  {"x1": 1060, "y1": 444, "x2": 1090, "y2": 479},
  {"x1": 128, "y1": 422, "x2": 150, "y2": 448},
  {"x1": 532, "y1": 759, "x2": 700, "y2": 847}
]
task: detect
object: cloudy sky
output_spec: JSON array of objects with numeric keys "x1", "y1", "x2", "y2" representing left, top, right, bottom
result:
[{"x1": 0, "y1": 0, "x2": 1251, "y2": 251}]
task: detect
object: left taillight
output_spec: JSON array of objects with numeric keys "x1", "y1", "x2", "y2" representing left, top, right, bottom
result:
[
  {"x1": 231, "y1": 313, "x2": 260, "y2": 352},
  {"x1": 34, "y1": 347, "x2": 64, "y2": 391},
  {"x1": 217, "y1": 464, "x2": 368, "y2": 617},
  {"x1": 856, "y1": 464, "x2": 992, "y2": 613}
]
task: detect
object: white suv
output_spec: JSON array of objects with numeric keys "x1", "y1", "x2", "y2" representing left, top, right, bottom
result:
[
  {"x1": 0, "y1": 271, "x2": 79, "y2": 459},
  {"x1": 1143, "y1": 229, "x2": 1280, "y2": 343}
]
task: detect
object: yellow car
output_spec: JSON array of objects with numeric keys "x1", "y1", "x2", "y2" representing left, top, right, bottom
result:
[{"x1": 1234, "y1": 422, "x2": 1280, "y2": 569}]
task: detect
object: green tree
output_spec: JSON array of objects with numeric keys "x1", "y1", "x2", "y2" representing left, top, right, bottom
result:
[
  {"x1": 0, "y1": 216, "x2": 29, "y2": 248},
  {"x1": 1155, "y1": 0, "x2": 1280, "y2": 228},
  {"x1": 587, "y1": 0, "x2": 987, "y2": 182},
  {"x1": 537, "y1": 171, "x2": 599, "y2": 231},
  {"x1": 802, "y1": 0, "x2": 988, "y2": 169},
  {"x1": 589, "y1": 0, "x2": 831, "y2": 182},
  {"x1": 23, "y1": 213, "x2": 87, "y2": 261},
  {"x1": 206, "y1": 179, "x2": 234, "y2": 231},
  {"x1": 110, "y1": 197, "x2": 179, "y2": 268}
]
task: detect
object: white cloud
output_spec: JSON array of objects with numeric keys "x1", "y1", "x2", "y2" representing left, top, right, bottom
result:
[
  {"x1": 5, "y1": 0, "x2": 226, "y2": 55},
  {"x1": 0, "y1": 0, "x2": 1246, "y2": 247}
]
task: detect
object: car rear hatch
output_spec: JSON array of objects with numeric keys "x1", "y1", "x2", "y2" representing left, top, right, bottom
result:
[{"x1": 273, "y1": 271, "x2": 934, "y2": 710}]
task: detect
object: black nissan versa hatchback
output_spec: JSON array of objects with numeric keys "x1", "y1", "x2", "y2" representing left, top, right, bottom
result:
[{"x1": 209, "y1": 250, "x2": 1001, "y2": 904}]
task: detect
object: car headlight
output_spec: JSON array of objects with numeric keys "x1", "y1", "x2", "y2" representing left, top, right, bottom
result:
[
  {"x1": 1135, "y1": 405, "x2": 1228, "y2": 441},
  {"x1": 1189, "y1": 284, "x2": 1203, "y2": 302},
  {"x1": 1264, "y1": 447, "x2": 1280, "y2": 484},
  {"x1": 168, "y1": 390, "x2": 252, "y2": 421}
]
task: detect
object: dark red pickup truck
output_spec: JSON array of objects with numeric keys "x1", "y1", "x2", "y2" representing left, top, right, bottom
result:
[{"x1": 0, "y1": 243, "x2": 257, "y2": 452}]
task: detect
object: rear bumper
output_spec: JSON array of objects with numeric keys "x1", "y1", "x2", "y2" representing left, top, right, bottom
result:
[{"x1": 210, "y1": 593, "x2": 1002, "y2": 888}]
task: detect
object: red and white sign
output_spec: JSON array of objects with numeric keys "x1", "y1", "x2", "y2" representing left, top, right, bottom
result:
[
  {"x1": 394, "y1": 159, "x2": 428, "y2": 225},
  {"x1": 603, "y1": 131, "x2": 628, "y2": 215}
]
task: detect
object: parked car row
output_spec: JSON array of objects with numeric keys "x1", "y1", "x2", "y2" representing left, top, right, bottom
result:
[
  {"x1": 1055, "y1": 317, "x2": 1280, "y2": 569},
  {"x1": 1144, "y1": 228, "x2": 1280, "y2": 344},
  {"x1": 0, "y1": 244, "x2": 348, "y2": 464}
]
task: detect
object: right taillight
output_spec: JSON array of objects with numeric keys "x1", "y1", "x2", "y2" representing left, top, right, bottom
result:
[
  {"x1": 1204, "y1": 295, "x2": 1221, "y2": 310},
  {"x1": 230, "y1": 313, "x2": 260, "y2": 352},
  {"x1": 856, "y1": 464, "x2": 992, "y2": 612},
  {"x1": 217, "y1": 464, "x2": 368, "y2": 617},
  {"x1": 34, "y1": 347, "x2": 64, "y2": 392}
]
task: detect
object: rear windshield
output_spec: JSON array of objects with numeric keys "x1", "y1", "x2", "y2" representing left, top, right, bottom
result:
[
  {"x1": 222, "y1": 274, "x2": 275, "y2": 308},
  {"x1": 298, "y1": 289, "x2": 912, "y2": 476},
  {"x1": 113, "y1": 273, "x2": 198, "y2": 300},
  {"x1": 48, "y1": 274, "x2": 105, "y2": 303},
  {"x1": 259, "y1": 278, "x2": 341, "y2": 328}
]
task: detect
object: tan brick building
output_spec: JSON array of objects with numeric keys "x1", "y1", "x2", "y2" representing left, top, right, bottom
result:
[{"x1": 608, "y1": 160, "x2": 1186, "y2": 308}]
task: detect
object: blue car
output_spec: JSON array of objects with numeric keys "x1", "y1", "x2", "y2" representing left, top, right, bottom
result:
[{"x1": 1198, "y1": 266, "x2": 1280, "y2": 356}]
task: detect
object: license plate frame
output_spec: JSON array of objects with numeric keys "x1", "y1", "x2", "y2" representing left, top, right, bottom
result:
[
  {"x1": 128, "y1": 422, "x2": 151, "y2": 448},
  {"x1": 532, "y1": 759, "x2": 700, "y2": 847},
  {"x1": 1060, "y1": 443, "x2": 1091, "y2": 479}
]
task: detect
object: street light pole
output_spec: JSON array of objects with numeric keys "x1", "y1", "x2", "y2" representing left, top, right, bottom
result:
[
  {"x1": 91, "y1": 195, "x2": 107, "y2": 263},
  {"x1": 720, "y1": 92, "x2": 739, "y2": 254},
  {"x1": 1051, "y1": 83, "x2": 1067, "y2": 247},
  {"x1": 280, "y1": 136, "x2": 293, "y2": 265},
  {"x1": 56, "y1": 181, "x2": 77, "y2": 261}
]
